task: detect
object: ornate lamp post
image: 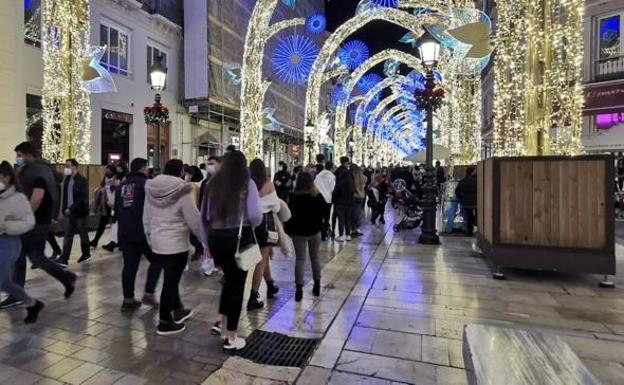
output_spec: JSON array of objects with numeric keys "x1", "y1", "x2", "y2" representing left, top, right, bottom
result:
[
  {"x1": 148, "y1": 56, "x2": 168, "y2": 171},
  {"x1": 304, "y1": 119, "x2": 316, "y2": 165},
  {"x1": 417, "y1": 30, "x2": 441, "y2": 245}
]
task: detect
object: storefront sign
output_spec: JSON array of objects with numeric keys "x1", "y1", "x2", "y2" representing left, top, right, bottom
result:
[
  {"x1": 584, "y1": 82, "x2": 624, "y2": 115},
  {"x1": 103, "y1": 109, "x2": 133, "y2": 124}
]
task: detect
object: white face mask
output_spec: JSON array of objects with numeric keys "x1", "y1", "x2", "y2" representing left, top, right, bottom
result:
[
  {"x1": 206, "y1": 165, "x2": 216, "y2": 174},
  {"x1": 64, "y1": 167, "x2": 73, "y2": 176},
  {"x1": 184, "y1": 175, "x2": 192, "y2": 182},
  {"x1": 0, "y1": 182, "x2": 6, "y2": 192}
]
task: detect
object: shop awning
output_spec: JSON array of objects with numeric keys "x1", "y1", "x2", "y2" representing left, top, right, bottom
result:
[{"x1": 583, "y1": 82, "x2": 624, "y2": 116}]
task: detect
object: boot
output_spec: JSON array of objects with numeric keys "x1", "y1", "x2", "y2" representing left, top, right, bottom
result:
[
  {"x1": 295, "y1": 285, "x2": 303, "y2": 302},
  {"x1": 247, "y1": 290, "x2": 264, "y2": 311},
  {"x1": 313, "y1": 280, "x2": 321, "y2": 297},
  {"x1": 266, "y1": 280, "x2": 279, "y2": 299}
]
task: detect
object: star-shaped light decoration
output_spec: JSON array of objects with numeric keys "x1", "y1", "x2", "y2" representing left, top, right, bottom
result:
[
  {"x1": 399, "y1": 32, "x2": 419, "y2": 48},
  {"x1": 226, "y1": 63, "x2": 242, "y2": 85},
  {"x1": 447, "y1": 21, "x2": 493, "y2": 58},
  {"x1": 262, "y1": 108, "x2": 281, "y2": 131},
  {"x1": 81, "y1": 46, "x2": 117, "y2": 94},
  {"x1": 281, "y1": 0, "x2": 296, "y2": 10}
]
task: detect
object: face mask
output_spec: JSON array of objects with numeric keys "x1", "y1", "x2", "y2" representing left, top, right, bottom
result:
[
  {"x1": 15, "y1": 157, "x2": 24, "y2": 167},
  {"x1": 206, "y1": 165, "x2": 216, "y2": 174},
  {"x1": 184, "y1": 175, "x2": 191, "y2": 182},
  {"x1": 64, "y1": 167, "x2": 73, "y2": 176},
  {"x1": 0, "y1": 182, "x2": 5, "y2": 192}
]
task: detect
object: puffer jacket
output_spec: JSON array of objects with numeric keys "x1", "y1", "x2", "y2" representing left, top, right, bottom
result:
[
  {"x1": 143, "y1": 175, "x2": 201, "y2": 255},
  {"x1": 0, "y1": 186, "x2": 35, "y2": 236}
]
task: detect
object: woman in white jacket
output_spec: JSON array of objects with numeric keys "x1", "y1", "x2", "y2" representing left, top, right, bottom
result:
[
  {"x1": 247, "y1": 159, "x2": 291, "y2": 311},
  {"x1": 144, "y1": 160, "x2": 201, "y2": 335},
  {"x1": 0, "y1": 161, "x2": 44, "y2": 323}
]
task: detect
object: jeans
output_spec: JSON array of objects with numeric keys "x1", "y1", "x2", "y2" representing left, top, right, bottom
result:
[
  {"x1": 152, "y1": 252, "x2": 187, "y2": 323},
  {"x1": 208, "y1": 227, "x2": 253, "y2": 332},
  {"x1": 292, "y1": 233, "x2": 321, "y2": 285},
  {"x1": 61, "y1": 215, "x2": 90, "y2": 260},
  {"x1": 47, "y1": 231, "x2": 62, "y2": 255},
  {"x1": 321, "y1": 202, "x2": 332, "y2": 239},
  {"x1": 444, "y1": 199, "x2": 459, "y2": 233},
  {"x1": 351, "y1": 198, "x2": 365, "y2": 230},
  {"x1": 461, "y1": 206, "x2": 477, "y2": 236},
  {"x1": 334, "y1": 204, "x2": 352, "y2": 236},
  {"x1": 0, "y1": 236, "x2": 32, "y2": 304},
  {"x1": 91, "y1": 215, "x2": 111, "y2": 246},
  {"x1": 15, "y1": 224, "x2": 75, "y2": 288},
  {"x1": 121, "y1": 242, "x2": 161, "y2": 299}
]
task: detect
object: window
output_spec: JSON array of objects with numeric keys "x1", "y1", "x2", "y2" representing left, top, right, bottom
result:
[
  {"x1": 100, "y1": 23, "x2": 130, "y2": 76},
  {"x1": 147, "y1": 45, "x2": 168, "y2": 83},
  {"x1": 24, "y1": 0, "x2": 42, "y2": 45},
  {"x1": 598, "y1": 14, "x2": 622, "y2": 60}
]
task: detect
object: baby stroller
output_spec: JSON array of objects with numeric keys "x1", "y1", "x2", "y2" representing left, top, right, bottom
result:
[{"x1": 391, "y1": 179, "x2": 423, "y2": 232}]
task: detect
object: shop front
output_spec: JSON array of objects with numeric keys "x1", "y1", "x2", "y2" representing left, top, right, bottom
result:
[{"x1": 582, "y1": 82, "x2": 624, "y2": 153}]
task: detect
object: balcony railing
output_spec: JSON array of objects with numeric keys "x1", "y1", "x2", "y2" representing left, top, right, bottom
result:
[{"x1": 595, "y1": 55, "x2": 624, "y2": 82}]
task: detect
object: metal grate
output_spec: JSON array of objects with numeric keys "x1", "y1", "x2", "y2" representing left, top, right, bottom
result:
[{"x1": 236, "y1": 330, "x2": 320, "y2": 367}]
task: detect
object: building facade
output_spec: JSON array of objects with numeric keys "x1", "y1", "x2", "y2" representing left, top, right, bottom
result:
[
  {"x1": 12, "y1": 0, "x2": 184, "y2": 166},
  {"x1": 581, "y1": 0, "x2": 624, "y2": 153}
]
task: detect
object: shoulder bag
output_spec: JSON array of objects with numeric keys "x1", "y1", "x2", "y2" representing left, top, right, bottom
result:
[{"x1": 235, "y1": 212, "x2": 263, "y2": 271}]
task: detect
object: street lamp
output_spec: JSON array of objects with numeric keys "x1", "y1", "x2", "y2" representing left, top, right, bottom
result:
[
  {"x1": 348, "y1": 140, "x2": 355, "y2": 160},
  {"x1": 417, "y1": 29, "x2": 441, "y2": 245},
  {"x1": 304, "y1": 119, "x2": 315, "y2": 165},
  {"x1": 149, "y1": 56, "x2": 167, "y2": 171}
]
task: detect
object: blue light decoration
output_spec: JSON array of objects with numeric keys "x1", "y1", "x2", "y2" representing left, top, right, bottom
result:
[
  {"x1": 281, "y1": 0, "x2": 296, "y2": 10},
  {"x1": 331, "y1": 84, "x2": 350, "y2": 106},
  {"x1": 384, "y1": 59, "x2": 400, "y2": 77},
  {"x1": 370, "y1": 0, "x2": 399, "y2": 7},
  {"x1": 399, "y1": 32, "x2": 419, "y2": 49},
  {"x1": 306, "y1": 12, "x2": 326, "y2": 35},
  {"x1": 272, "y1": 35, "x2": 319, "y2": 85},
  {"x1": 356, "y1": 73, "x2": 383, "y2": 94},
  {"x1": 338, "y1": 40, "x2": 370, "y2": 70},
  {"x1": 225, "y1": 63, "x2": 242, "y2": 85},
  {"x1": 434, "y1": 70, "x2": 443, "y2": 83},
  {"x1": 24, "y1": 0, "x2": 31, "y2": 9}
]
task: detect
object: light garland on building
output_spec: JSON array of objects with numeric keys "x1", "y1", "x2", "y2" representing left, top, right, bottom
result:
[
  {"x1": 42, "y1": 0, "x2": 91, "y2": 163},
  {"x1": 494, "y1": 0, "x2": 584, "y2": 156}
]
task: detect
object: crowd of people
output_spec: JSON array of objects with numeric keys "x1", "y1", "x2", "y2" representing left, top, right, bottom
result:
[{"x1": 0, "y1": 141, "x2": 477, "y2": 352}]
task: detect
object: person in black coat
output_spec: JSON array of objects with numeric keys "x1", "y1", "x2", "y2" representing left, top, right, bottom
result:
[
  {"x1": 273, "y1": 161, "x2": 291, "y2": 202},
  {"x1": 115, "y1": 158, "x2": 162, "y2": 312},
  {"x1": 455, "y1": 166, "x2": 478, "y2": 236},
  {"x1": 332, "y1": 156, "x2": 355, "y2": 241},
  {"x1": 58, "y1": 159, "x2": 91, "y2": 265}
]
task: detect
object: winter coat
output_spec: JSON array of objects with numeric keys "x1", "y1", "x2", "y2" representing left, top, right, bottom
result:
[
  {"x1": 456, "y1": 174, "x2": 478, "y2": 208},
  {"x1": 115, "y1": 173, "x2": 148, "y2": 244},
  {"x1": 332, "y1": 166, "x2": 355, "y2": 206},
  {"x1": 273, "y1": 170, "x2": 292, "y2": 201},
  {"x1": 62, "y1": 172, "x2": 89, "y2": 218},
  {"x1": 285, "y1": 192, "x2": 325, "y2": 236},
  {"x1": 0, "y1": 186, "x2": 35, "y2": 236},
  {"x1": 314, "y1": 169, "x2": 335, "y2": 204},
  {"x1": 143, "y1": 175, "x2": 201, "y2": 255}
]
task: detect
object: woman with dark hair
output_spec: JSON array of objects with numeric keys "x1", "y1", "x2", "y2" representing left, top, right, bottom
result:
[
  {"x1": 90, "y1": 166, "x2": 116, "y2": 249},
  {"x1": 247, "y1": 158, "x2": 286, "y2": 311},
  {"x1": 286, "y1": 171, "x2": 324, "y2": 302},
  {"x1": 201, "y1": 151, "x2": 262, "y2": 350},
  {"x1": 186, "y1": 165, "x2": 205, "y2": 260},
  {"x1": 0, "y1": 161, "x2": 44, "y2": 323}
]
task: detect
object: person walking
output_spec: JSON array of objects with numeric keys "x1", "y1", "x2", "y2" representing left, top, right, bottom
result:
[
  {"x1": 273, "y1": 161, "x2": 292, "y2": 202},
  {"x1": 332, "y1": 157, "x2": 355, "y2": 242},
  {"x1": 286, "y1": 172, "x2": 324, "y2": 302},
  {"x1": 314, "y1": 162, "x2": 335, "y2": 241},
  {"x1": 350, "y1": 164, "x2": 366, "y2": 237},
  {"x1": 1, "y1": 142, "x2": 76, "y2": 309},
  {"x1": 116, "y1": 158, "x2": 161, "y2": 312},
  {"x1": 369, "y1": 168, "x2": 389, "y2": 225},
  {"x1": 58, "y1": 159, "x2": 90, "y2": 265},
  {"x1": 247, "y1": 158, "x2": 282, "y2": 311},
  {"x1": 144, "y1": 159, "x2": 200, "y2": 335},
  {"x1": 186, "y1": 165, "x2": 205, "y2": 260},
  {"x1": 0, "y1": 161, "x2": 44, "y2": 323},
  {"x1": 200, "y1": 150, "x2": 262, "y2": 351},
  {"x1": 90, "y1": 166, "x2": 116, "y2": 249},
  {"x1": 455, "y1": 167, "x2": 478, "y2": 236}
]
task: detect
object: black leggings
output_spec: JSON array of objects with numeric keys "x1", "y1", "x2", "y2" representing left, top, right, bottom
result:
[
  {"x1": 91, "y1": 215, "x2": 111, "y2": 246},
  {"x1": 208, "y1": 227, "x2": 253, "y2": 332},
  {"x1": 152, "y1": 252, "x2": 187, "y2": 322}
]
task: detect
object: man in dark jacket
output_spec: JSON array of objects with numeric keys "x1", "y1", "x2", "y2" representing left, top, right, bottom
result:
[
  {"x1": 273, "y1": 161, "x2": 291, "y2": 202},
  {"x1": 455, "y1": 166, "x2": 478, "y2": 236},
  {"x1": 115, "y1": 158, "x2": 162, "y2": 312},
  {"x1": 332, "y1": 156, "x2": 355, "y2": 241},
  {"x1": 58, "y1": 159, "x2": 90, "y2": 265},
  {"x1": 1, "y1": 142, "x2": 76, "y2": 309}
]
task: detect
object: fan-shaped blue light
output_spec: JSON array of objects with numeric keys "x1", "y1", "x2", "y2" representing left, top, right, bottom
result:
[
  {"x1": 306, "y1": 12, "x2": 326, "y2": 34},
  {"x1": 331, "y1": 84, "x2": 350, "y2": 106},
  {"x1": 370, "y1": 0, "x2": 399, "y2": 7},
  {"x1": 434, "y1": 70, "x2": 443, "y2": 83},
  {"x1": 356, "y1": 73, "x2": 383, "y2": 94},
  {"x1": 272, "y1": 35, "x2": 319, "y2": 85},
  {"x1": 338, "y1": 40, "x2": 370, "y2": 70}
]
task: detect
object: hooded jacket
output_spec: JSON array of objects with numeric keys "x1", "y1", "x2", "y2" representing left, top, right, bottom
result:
[
  {"x1": 0, "y1": 186, "x2": 35, "y2": 236},
  {"x1": 314, "y1": 169, "x2": 336, "y2": 204},
  {"x1": 143, "y1": 175, "x2": 200, "y2": 255}
]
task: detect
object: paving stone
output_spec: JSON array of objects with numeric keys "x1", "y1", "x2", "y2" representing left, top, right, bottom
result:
[
  {"x1": 296, "y1": 366, "x2": 332, "y2": 385},
  {"x1": 59, "y1": 362, "x2": 105, "y2": 384},
  {"x1": 40, "y1": 357, "x2": 86, "y2": 379},
  {"x1": 82, "y1": 368, "x2": 126, "y2": 385},
  {"x1": 435, "y1": 366, "x2": 468, "y2": 385},
  {"x1": 336, "y1": 350, "x2": 436, "y2": 385},
  {"x1": 582, "y1": 359, "x2": 624, "y2": 385},
  {"x1": 421, "y1": 336, "x2": 449, "y2": 366},
  {"x1": 345, "y1": 327, "x2": 423, "y2": 362},
  {"x1": 222, "y1": 356, "x2": 300, "y2": 382},
  {"x1": 112, "y1": 374, "x2": 148, "y2": 385},
  {"x1": 202, "y1": 368, "x2": 287, "y2": 385},
  {"x1": 328, "y1": 370, "x2": 398, "y2": 385}
]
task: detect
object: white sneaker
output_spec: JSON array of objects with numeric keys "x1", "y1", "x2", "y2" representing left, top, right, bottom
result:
[
  {"x1": 224, "y1": 337, "x2": 246, "y2": 351},
  {"x1": 335, "y1": 235, "x2": 346, "y2": 242},
  {"x1": 346, "y1": 235, "x2": 352, "y2": 241}
]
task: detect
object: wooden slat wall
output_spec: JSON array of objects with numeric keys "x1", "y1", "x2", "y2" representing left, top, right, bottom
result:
[
  {"x1": 477, "y1": 162, "x2": 485, "y2": 240},
  {"x1": 484, "y1": 160, "x2": 493, "y2": 243},
  {"x1": 498, "y1": 159, "x2": 607, "y2": 249}
]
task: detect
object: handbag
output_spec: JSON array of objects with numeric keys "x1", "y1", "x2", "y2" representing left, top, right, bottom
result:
[
  {"x1": 265, "y1": 212, "x2": 279, "y2": 245},
  {"x1": 235, "y1": 212, "x2": 262, "y2": 271}
]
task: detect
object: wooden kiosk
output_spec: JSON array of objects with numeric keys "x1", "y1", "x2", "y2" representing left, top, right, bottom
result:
[{"x1": 476, "y1": 155, "x2": 616, "y2": 286}]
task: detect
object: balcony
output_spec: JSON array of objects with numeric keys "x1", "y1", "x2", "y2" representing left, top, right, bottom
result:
[{"x1": 595, "y1": 55, "x2": 624, "y2": 82}]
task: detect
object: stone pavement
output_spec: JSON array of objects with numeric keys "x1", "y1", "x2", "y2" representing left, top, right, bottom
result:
[{"x1": 2, "y1": 218, "x2": 624, "y2": 384}]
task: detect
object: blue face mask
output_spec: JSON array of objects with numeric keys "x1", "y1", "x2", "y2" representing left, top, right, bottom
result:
[{"x1": 15, "y1": 157, "x2": 25, "y2": 167}]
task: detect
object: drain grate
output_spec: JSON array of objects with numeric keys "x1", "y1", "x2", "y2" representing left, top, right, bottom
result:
[{"x1": 236, "y1": 330, "x2": 320, "y2": 367}]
